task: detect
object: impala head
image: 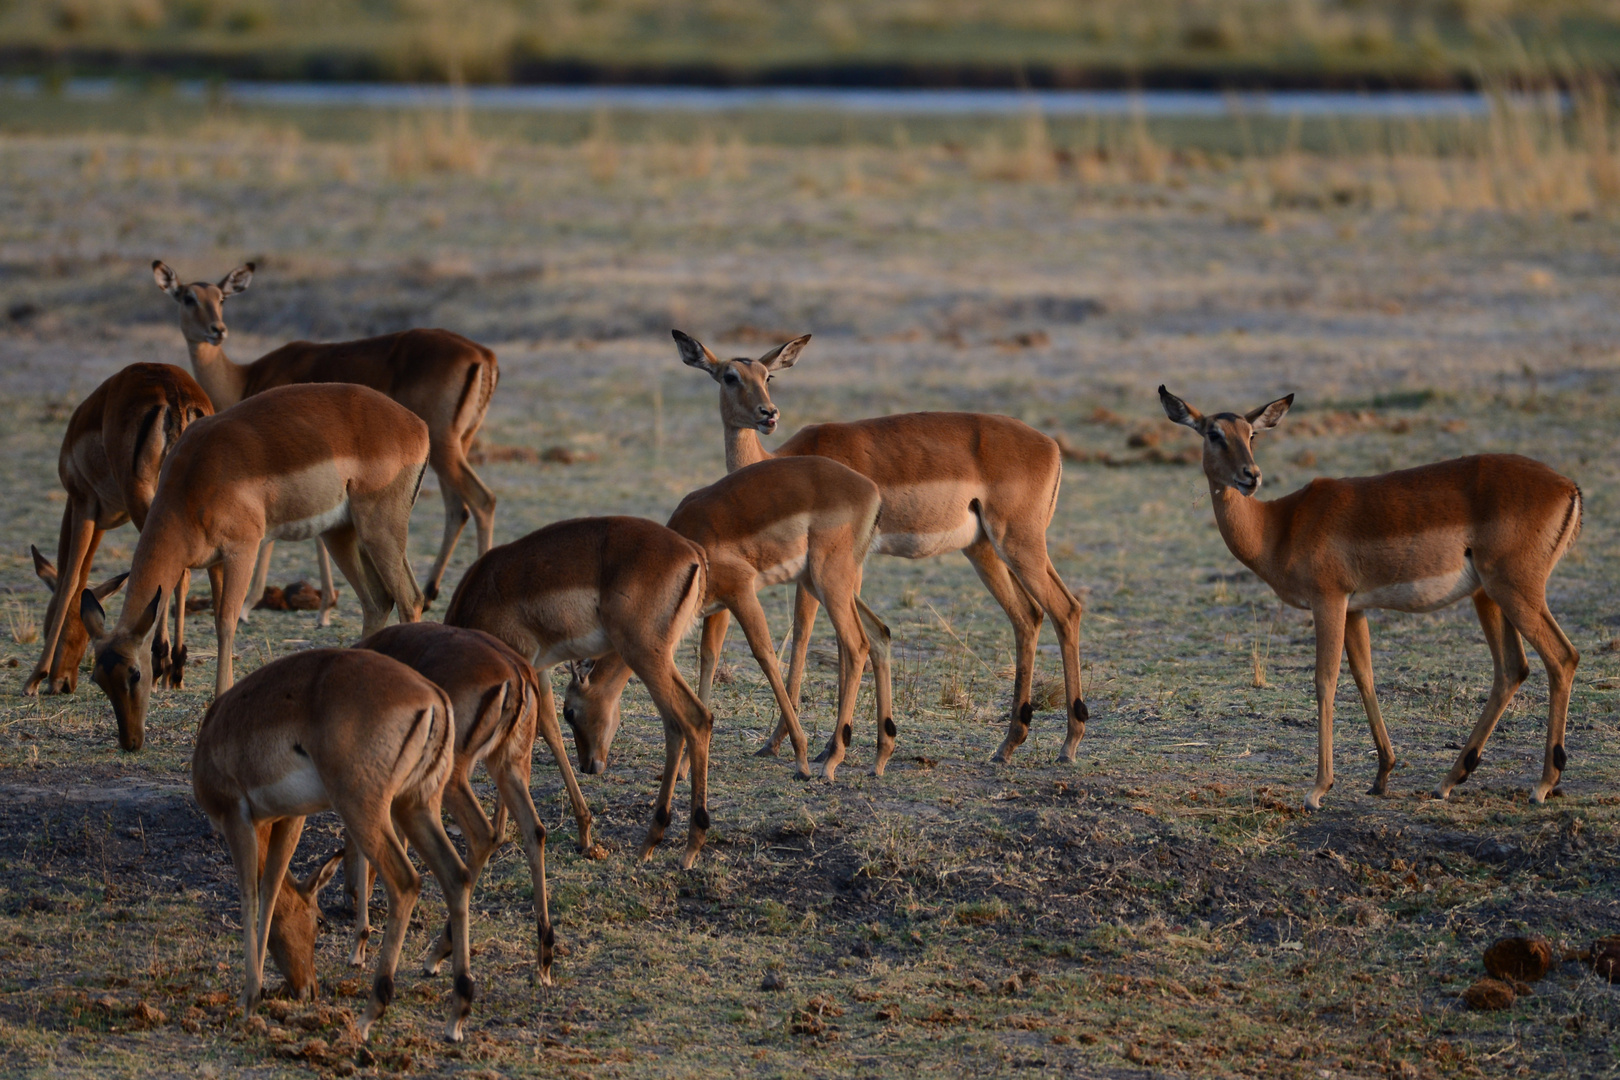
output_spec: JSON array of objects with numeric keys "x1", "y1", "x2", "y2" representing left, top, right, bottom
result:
[
  {"x1": 561, "y1": 658, "x2": 624, "y2": 775},
  {"x1": 81, "y1": 589, "x2": 162, "y2": 751},
  {"x1": 1159, "y1": 386, "x2": 1293, "y2": 498},
  {"x1": 31, "y1": 545, "x2": 127, "y2": 694},
  {"x1": 264, "y1": 851, "x2": 345, "y2": 1001},
  {"x1": 153, "y1": 260, "x2": 254, "y2": 347},
  {"x1": 674, "y1": 329, "x2": 811, "y2": 436}
]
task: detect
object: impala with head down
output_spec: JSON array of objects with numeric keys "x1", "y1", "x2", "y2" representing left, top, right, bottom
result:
[
  {"x1": 1160, "y1": 386, "x2": 1582, "y2": 810},
  {"x1": 81, "y1": 382, "x2": 427, "y2": 750}
]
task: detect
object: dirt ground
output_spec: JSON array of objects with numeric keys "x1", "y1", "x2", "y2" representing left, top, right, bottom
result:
[{"x1": 0, "y1": 127, "x2": 1617, "y2": 1078}]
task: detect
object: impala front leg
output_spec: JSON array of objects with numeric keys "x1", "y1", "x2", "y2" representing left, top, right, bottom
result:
[
  {"x1": 1305, "y1": 598, "x2": 1347, "y2": 811},
  {"x1": 214, "y1": 548, "x2": 260, "y2": 694}
]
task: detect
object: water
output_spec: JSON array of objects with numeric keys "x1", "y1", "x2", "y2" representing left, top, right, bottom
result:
[{"x1": 2, "y1": 77, "x2": 1520, "y2": 118}]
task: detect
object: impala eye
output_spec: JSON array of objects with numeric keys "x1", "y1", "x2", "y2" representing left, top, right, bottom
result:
[
  {"x1": 563, "y1": 706, "x2": 576, "y2": 724},
  {"x1": 129, "y1": 668, "x2": 141, "y2": 686},
  {"x1": 183, "y1": 293, "x2": 195, "y2": 306},
  {"x1": 723, "y1": 372, "x2": 739, "y2": 385},
  {"x1": 766, "y1": 374, "x2": 774, "y2": 382}
]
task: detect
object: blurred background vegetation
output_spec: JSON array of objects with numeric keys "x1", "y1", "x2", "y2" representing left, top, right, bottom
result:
[{"x1": 1, "y1": 0, "x2": 1618, "y2": 87}]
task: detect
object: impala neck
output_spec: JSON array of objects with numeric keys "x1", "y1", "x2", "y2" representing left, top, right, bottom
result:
[
  {"x1": 724, "y1": 425, "x2": 772, "y2": 473},
  {"x1": 1208, "y1": 481, "x2": 1277, "y2": 574},
  {"x1": 186, "y1": 340, "x2": 249, "y2": 409},
  {"x1": 119, "y1": 504, "x2": 205, "y2": 636}
]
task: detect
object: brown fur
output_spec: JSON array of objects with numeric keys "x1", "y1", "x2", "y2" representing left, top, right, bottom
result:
[
  {"x1": 566, "y1": 457, "x2": 894, "y2": 781},
  {"x1": 445, "y1": 516, "x2": 715, "y2": 868},
  {"x1": 191, "y1": 649, "x2": 473, "y2": 1042},
  {"x1": 81, "y1": 382, "x2": 429, "y2": 751},
  {"x1": 674, "y1": 329, "x2": 1087, "y2": 765},
  {"x1": 153, "y1": 260, "x2": 498, "y2": 609},
  {"x1": 1161, "y1": 386, "x2": 1581, "y2": 808},
  {"x1": 25, "y1": 364, "x2": 212, "y2": 695}
]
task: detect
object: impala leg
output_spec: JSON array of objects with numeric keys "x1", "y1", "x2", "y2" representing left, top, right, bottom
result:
[
  {"x1": 857, "y1": 597, "x2": 897, "y2": 777},
  {"x1": 352, "y1": 498, "x2": 426, "y2": 628},
  {"x1": 321, "y1": 526, "x2": 394, "y2": 638},
  {"x1": 424, "y1": 480, "x2": 470, "y2": 608},
  {"x1": 1490, "y1": 586, "x2": 1578, "y2": 803},
  {"x1": 998, "y1": 538, "x2": 1088, "y2": 763},
  {"x1": 633, "y1": 647, "x2": 712, "y2": 868},
  {"x1": 1343, "y1": 610, "x2": 1395, "y2": 795},
  {"x1": 426, "y1": 765, "x2": 493, "y2": 977},
  {"x1": 220, "y1": 804, "x2": 266, "y2": 1013},
  {"x1": 166, "y1": 568, "x2": 190, "y2": 689},
  {"x1": 770, "y1": 585, "x2": 819, "y2": 756},
  {"x1": 491, "y1": 756, "x2": 556, "y2": 986},
  {"x1": 241, "y1": 539, "x2": 273, "y2": 624},
  {"x1": 314, "y1": 538, "x2": 336, "y2": 628},
  {"x1": 213, "y1": 548, "x2": 259, "y2": 695},
  {"x1": 1306, "y1": 598, "x2": 1348, "y2": 810},
  {"x1": 817, "y1": 586, "x2": 871, "y2": 784},
  {"x1": 729, "y1": 591, "x2": 811, "y2": 778},
  {"x1": 423, "y1": 453, "x2": 496, "y2": 604},
  {"x1": 342, "y1": 838, "x2": 374, "y2": 967},
  {"x1": 1437, "y1": 592, "x2": 1529, "y2": 799},
  {"x1": 697, "y1": 609, "x2": 729, "y2": 707},
  {"x1": 966, "y1": 539, "x2": 1045, "y2": 763},
  {"x1": 532, "y1": 674, "x2": 597, "y2": 855},
  {"x1": 28, "y1": 507, "x2": 97, "y2": 696},
  {"x1": 397, "y1": 802, "x2": 474, "y2": 1043},
  {"x1": 349, "y1": 817, "x2": 422, "y2": 1042}
]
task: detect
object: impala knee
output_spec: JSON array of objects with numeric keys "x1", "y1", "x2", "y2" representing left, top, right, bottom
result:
[
  {"x1": 841, "y1": 723, "x2": 853, "y2": 747},
  {"x1": 883, "y1": 716, "x2": 898, "y2": 739},
  {"x1": 372, "y1": 973, "x2": 395, "y2": 1010},
  {"x1": 692, "y1": 806, "x2": 711, "y2": 831},
  {"x1": 454, "y1": 974, "x2": 475, "y2": 1005},
  {"x1": 654, "y1": 805, "x2": 672, "y2": 829},
  {"x1": 1017, "y1": 702, "x2": 1033, "y2": 728},
  {"x1": 1553, "y1": 744, "x2": 1567, "y2": 772}
]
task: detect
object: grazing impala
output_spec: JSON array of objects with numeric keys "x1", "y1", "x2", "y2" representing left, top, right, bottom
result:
[
  {"x1": 153, "y1": 260, "x2": 498, "y2": 611},
  {"x1": 445, "y1": 517, "x2": 715, "y2": 868},
  {"x1": 25, "y1": 363, "x2": 213, "y2": 695},
  {"x1": 191, "y1": 649, "x2": 474, "y2": 1042},
  {"x1": 565, "y1": 456, "x2": 894, "y2": 781},
  {"x1": 675, "y1": 330, "x2": 1087, "y2": 766},
  {"x1": 343, "y1": 622, "x2": 598, "y2": 986},
  {"x1": 80, "y1": 383, "x2": 428, "y2": 751},
  {"x1": 1159, "y1": 387, "x2": 1582, "y2": 809},
  {"x1": 261, "y1": 840, "x2": 345, "y2": 1001}
]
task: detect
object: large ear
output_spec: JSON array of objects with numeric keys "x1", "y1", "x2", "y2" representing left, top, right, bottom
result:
[
  {"x1": 1246, "y1": 394, "x2": 1294, "y2": 431},
  {"x1": 152, "y1": 260, "x2": 183, "y2": 299},
  {"x1": 218, "y1": 263, "x2": 255, "y2": 297},
  {"x1": 672, "y1": 329, "x2": 722, "y2": 379},
  {"x1": 129, "y1": 591, "x2": 162, "y2": 639},
  {"x1": 92, "y1": 571, "x2": 130, "y2": 602},
  {"x1": 757, "y1": 333, "x2": 811, "y2": 371},
  {"x1": 1159, "y1": 385, "x2": 1204, "y2": 429},
  {"x1": 80, "y1": 589, "x2": 107, "y2": 640},
  {"x1": 291, "y1": 849, "x2": 345, "y2": 903},
  {"x1": 31, "y1": 545, "x2": 56, "y2": 590}
]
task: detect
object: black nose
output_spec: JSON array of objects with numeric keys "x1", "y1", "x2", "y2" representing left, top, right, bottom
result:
[
  {"x1": 760, "y1": 407, "x2": 778, "y2": 419},
  {"x1": 1242, "y1": 466, "x2": 1260, "y2": 481},
  {"x1": 210, "y1": 323, "x2": 225, "y2": 335}
]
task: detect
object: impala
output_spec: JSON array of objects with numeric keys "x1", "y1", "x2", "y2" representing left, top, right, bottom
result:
[
  {"x1": 342, "y1": 622, "x2": 598, "y2": 986},
  {"x1": 675, "y1": 330, "x2": 1087, "y2": 765},
  {"x1": 154, "y1": 260, "x2": 498, "y2": 612},
  {"x1": 81, "y1": 382, "x2": 428, "y2": 751},
  {"x1": 565, "y1": 456, "x2": 894, "y2": 781},
  {"x1": 1159, "y1": 386, "x2": 1582, "y2": 809},
  {"x1": 25, "y1": 363, "x2": 213, "y2": 695},
  {"x1": 445, "y1": 516, "x2": 715, "y2": 868},
  {"x1": 191, "y1": 648, "x2": 473, "y2": 1042},
  {"x1": 260, "y1": 839, "x2": 345, "y2": 1001}
]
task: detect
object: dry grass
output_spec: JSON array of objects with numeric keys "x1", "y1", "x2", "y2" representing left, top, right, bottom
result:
[{"x1": 0, "y1": 110, "x2": 1617, "y2": 1078}]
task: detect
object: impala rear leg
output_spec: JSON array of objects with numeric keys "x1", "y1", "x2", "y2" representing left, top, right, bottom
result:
[
  {"x1": 997, "y1": 535, "x2": 1088, "y2": 763},
  {"x1": 395, "y1": 801, "x2": 474, "y2": 1043},
  {"x1": 423, "y1": 454, "x2": 496, "y2": 604},
  {"x1": 346, "y1": 818, "x2": 421, "y2": 1043},
  {"x1": 241, "y1": 539, "x2": 274, "y2": 623},
  {"x1": 967, "y1": 539, "x2": 1045, "y2": 764},
  {"x1": 254, "y1": 817, "x2": 305, "y2": 986},
  {"x1": 322, "y1": 526, "x2": 398, "y2": 639},
  {"x1": 1436, "y1": 592, "x2": 1530, "y2": 800},
  {"x1": 815, "y1": 584, "x2": 871, "y2": 784},
  {"x1": 490, "y1": 756, "x2": 557, "y2": 985},
  {"x1": 696, "y1": 609, "x2": 729, "y2": 706},
  {"x1": 314, "y1": 538, "x2": 336, "y2": 627},
  {"x1": 27, "y1": 508, "x2": 98, "y2": 696},
  {"x1": 426, "y1": 766, "x2": 497, "y2": 978},
  {"x1": 1343, "y1": 610, "x2": 1395, "y2": 795},
  {"x1": 766, "y1": 585, "x2": 820, "y2": 757},
  {"x1": 631, "y1": 646, "x2": 713, "y2": 868},
  {"x1": 1305, "y1": 597, "x2": 1348, "y2": 810},
  {"x1": 1479, "y1": 584, "x2": 1577, "y2": 804},
  {"x1": 857, "y1": 597, "x2": 897, "y2": 777},
  {"x1": 532, "y1": 675, "x2": 597, "y2": 854},
  {"x1": 725, "y1": 590, "x2": 811, "y2": 778},
  {"x1": 220, "y1": 804, "x2": 267, "y2": 1012}
]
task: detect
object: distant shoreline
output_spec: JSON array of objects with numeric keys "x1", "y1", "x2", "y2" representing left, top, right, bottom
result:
[{"x1": 0, "y1": 47, "x2": 1560, "y2": 93}]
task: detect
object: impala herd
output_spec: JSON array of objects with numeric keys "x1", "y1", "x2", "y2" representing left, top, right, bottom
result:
[{"x1": 15, "y1": 263, "x2": 1585, "y2": 1041}]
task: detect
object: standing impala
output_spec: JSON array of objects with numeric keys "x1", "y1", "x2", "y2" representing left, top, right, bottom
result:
[
  {"x1": 1159, "y1": 387, "x2": 1582, "y2": 809},
  {"x1": 153, "y1": 260, "x2": 498, "y2": 611},
  {"x1": 81, "y1": 383, "x2": 428, "y2": 751},
  {"x1": 445, "y1": 516, "x2": 715, "y2": 869},
  {"x1": 565, "y1": 456, "x2": 894, "y2": 781},
  {"x1": 25, "y1": 363, "x2": 213, "y2": 695},
  {"x1": 675, "y1": 330, "x2": 1087, "y2": 765},
  {"x1": 192, "y1": 648, "x2": 474, "y2": 1042}
]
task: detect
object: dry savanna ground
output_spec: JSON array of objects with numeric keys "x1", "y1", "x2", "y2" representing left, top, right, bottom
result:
[{"x1": 0, "y1": 110, "x2": 1618, "y2": 1078}]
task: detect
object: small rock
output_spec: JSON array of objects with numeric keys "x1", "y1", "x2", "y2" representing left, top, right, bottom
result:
[
  {"x1": 1001, "y1": 975, "x2": 1023, "y2": 995},
  {"x1": 1462, "y1": 977, "x2": 1515, "y2": 1011},
  {"x1": 760, "y1": 970, "x2": 787, "y2": 992},
  {"x1": 1484, "y1": 936, "x2": 1553, "y2": 982}
]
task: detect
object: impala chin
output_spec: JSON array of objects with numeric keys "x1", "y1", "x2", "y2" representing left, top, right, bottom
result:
[
  {"x1": 1233, "y1": 478, "x2": 1261, "y2": 497},
  {"x1": 757, "y1": 420, "x2": 777, "y2": 435}
]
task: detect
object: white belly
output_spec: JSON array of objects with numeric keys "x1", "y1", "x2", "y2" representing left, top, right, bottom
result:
[
  {"x1": 757, "y1": 553, "x2": 808, "y2": 588},
  {"x1": 270, "y1": 499, "x2": 351, "y2": 542},
  {"x1": 873, "y1": 513, "x2": 982, "y2": 559},
  {"x1": 247, "y1": 757, "x2": 329, "y2": 817},
  {"x1": 1349, "y1": 562, "x2": 1481, "y2": 613}
]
